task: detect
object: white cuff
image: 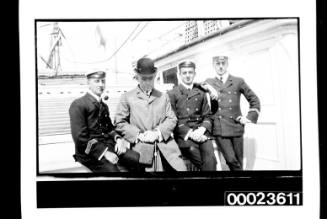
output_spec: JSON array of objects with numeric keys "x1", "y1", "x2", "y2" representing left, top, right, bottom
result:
[
  {"x1": 198, "y1": 126, "x2": 206, "y2": 133},
  {"x1": 248, "y1": 108, "x2": 260, "y2": 115},
  {"x1": 184, "y1": 129, "x2": 193, "y2": 141},
  {"x1": 98, "y1": 147, "x2": 108, "y2": 160},
  {"x1": 156, "y1": 128, "x2": 163, "y2": 142}
]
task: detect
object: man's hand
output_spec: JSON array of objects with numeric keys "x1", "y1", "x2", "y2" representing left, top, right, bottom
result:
[
  {"x1": 141, "y1": 130, "x2": 159, "y2": 143},
  {"x1": 104, "y1": 151, "x2": 119, "y2": 164},
  {"x1": 201, "y1": 83, "x2": 219, "y2": 100},
  {"x1": 114, "y1": 138, "x2": 127, "y2": 155},
  {"x1": 189, "y1": 127, "x2": 207, "y2": 143},
  {"x1": 236, "y1": 116, "x2": 252, "y2": 125}
]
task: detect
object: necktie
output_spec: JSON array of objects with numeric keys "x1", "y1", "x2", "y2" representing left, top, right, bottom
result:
[{"x1": 219, "y1": 76, "x2": 223, "y2": 83}]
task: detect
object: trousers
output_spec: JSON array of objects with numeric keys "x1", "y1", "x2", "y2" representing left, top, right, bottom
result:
[
  {"x1": 80, "y1": 149, "x2": 144, "y2": 172},
  {"x1": 215, "y1": 136, "x2": 243, "y2": 171},
  {"x1": 180, "y1": 140, "x2": 217, "y2": 171}
]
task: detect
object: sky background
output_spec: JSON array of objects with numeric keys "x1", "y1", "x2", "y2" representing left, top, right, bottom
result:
[{"x1": 36, "y1": 21, "x2": 186, "y2": 75}]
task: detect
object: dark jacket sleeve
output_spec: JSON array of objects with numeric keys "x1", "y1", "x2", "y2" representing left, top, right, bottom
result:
[
  {"x1": 104, "y1": 104, "x2": 121, "y2": 141},
  {"x1": 200, "y1": 92, "x2": 213, "y2": 133},
  {"x1": 69, "y1": 100, "x2": 107, "y2": 160},
  {"x1": 239, "y1": 79, "x2": 261, "y2": 123},
  {"x1": 203, "y1": 78, "x2": 219, "y2": 114},
  {"x1": 167, "y1": 90, "x2": 192, "y2": 139}
]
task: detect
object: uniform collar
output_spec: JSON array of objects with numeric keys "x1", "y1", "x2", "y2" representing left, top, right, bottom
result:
[
  {"x1": 179, "y1": 83, "x2": 200, "y2": 98},
  {"x1": 87, "y1": 90, "x2": 101, "y2": 102},
  {"x1": 180, "y1": 82, "x2": 194, "y2": 90},
  {"x1": 216, "y1": 72, "x2": 229, "y2": 84}
]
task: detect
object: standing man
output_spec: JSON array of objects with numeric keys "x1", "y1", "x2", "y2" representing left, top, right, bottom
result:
[
  {"x1": 69, "y1": 70, "x2": 142, "y2": 172},
  {"x1": 114, "y1": 57, "x2": 187, "y2": 171},
  {"x1": 202, "y1": 56, "x2": 260, "y2": 171},
  {"x1": 168, "y1": 61, "x2": 217, "y2": 171}
]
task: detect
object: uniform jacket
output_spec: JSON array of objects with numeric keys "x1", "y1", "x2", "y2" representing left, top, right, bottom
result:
[
  {"x1": 69, "y1": 93, "x2": 120, "y2": 163},
  {"x1": 205, "y1": 74, "x2": 260, "y2": 137},
  {"x1": 167, "y1": 83, "x2": 213, "y2": 148},
  {"x1": 114, "y1": 86, "x2": 186, "y2": 171}
]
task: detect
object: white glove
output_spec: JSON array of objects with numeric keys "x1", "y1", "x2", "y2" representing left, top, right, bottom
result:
[
  {"x1": 104, "y1": 151, "x2": 119, "y2": 164},
  {"x1": 236, "y1": 116, "x2": 252, "y2": 125},
  {"x1": 138, "y1": 131, "x2": 159, "y2": 143},
  {"x1": 114, "y1": 138, "x2": 127, "y2": 155},
  {"x1": 201, "y1": 83, "x2": 219, "y2": 100},
  {"x1": 189, "y1": 127, "x2": 207, "y2": 143}
]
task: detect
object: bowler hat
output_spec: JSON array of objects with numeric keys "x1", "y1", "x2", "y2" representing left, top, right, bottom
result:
[
  {"x1": 86, "y1": 70, "x2": 106, "y2": 79},
  {"x1": 135, "y1": 57, "x2": 157, "y2": 75}
]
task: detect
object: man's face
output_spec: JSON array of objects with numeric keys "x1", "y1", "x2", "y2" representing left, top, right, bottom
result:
[
  {"x1": 213, "y1": 59, "x2": 228, "y2": 75},
  {"x1": 88, "y1": 78, "x2": 106, "y2": 96},
  {"x1": 179, "y1": 67, "x2": 196, "y2": 86},
  {"x1": 136, "y1": 72, "x2": 156, "y2": 91}
]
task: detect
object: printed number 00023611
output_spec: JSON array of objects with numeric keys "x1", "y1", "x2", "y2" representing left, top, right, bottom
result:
[{"x1": 225, "y1": 192, "x2": 302, "y2": 206}]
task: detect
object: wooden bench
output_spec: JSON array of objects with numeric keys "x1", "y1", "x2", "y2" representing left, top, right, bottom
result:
[{"x1": 39, "y1": 135, "x2": 224, "y2": 173}]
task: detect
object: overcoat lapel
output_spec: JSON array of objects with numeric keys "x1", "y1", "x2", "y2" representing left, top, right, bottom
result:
[
  {"x1": 148, "y1": 89, "x2": 162, "y2": 104},
  {"x1": 136, "y1": 87, "x2": 148, "y2": 100}
]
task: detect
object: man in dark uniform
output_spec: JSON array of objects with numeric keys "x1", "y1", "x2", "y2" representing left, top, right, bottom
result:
[
  {"x1": 168, "y1": 61, "x2": 217, "y2": 171},
  {"x1": 202, "y1": 56, "x2": 260, "y2": 171},
  {"x1": 69, "y1": 70, "x2": 142, "y2": 172}
]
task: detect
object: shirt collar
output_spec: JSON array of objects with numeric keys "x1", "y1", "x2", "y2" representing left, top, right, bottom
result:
[
  {"x1": 180, "y1": 82, "x2": 194, "y2": 90},
  {"x1": 216, "y1": 72, "x2": 229, "y2": 83},
  {"x1": 138, "y1": 85, "x2": 153, "y2": 97},
  {"x1": 87, "y1": 90, "x2": 101, "y2": 102}
]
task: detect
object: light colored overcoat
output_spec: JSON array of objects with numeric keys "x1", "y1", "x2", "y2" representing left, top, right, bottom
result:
[{"x1": 114, "y1": 86, "x2": 187, "y2": 171}]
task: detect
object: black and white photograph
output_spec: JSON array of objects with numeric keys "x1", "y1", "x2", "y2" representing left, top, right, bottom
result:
[
  {"x1": 33, "y1": 18, "x2": 305, "y2": 207},
  {"x1": 20, "y1": 0, "x2": 320, "y2": 218},
  {"x1": 37, "y1": 19, "x2": 301, "y2": 174}
]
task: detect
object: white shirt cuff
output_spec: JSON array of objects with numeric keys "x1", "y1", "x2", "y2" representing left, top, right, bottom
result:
[
  {"x1": 184, "y1": 129, "x2": 193, "y2": 141},
  {"x1": 98, "y1": 147, "x2": 108, "y2": 160},
  {"x1": 156, "y1": 128, "x2": 163, "y2": 142}
]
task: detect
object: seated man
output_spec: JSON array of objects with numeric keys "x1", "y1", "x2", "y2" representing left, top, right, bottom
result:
[
  {"x1": 168, "y1": 61, "x2": 217, "y2": 171},
  {"x1": 69, "y1": 70, "x2": 142, "y2": 172},
  {"x1": 114, "y1": 57, "x2": 187, "y2": 172}
]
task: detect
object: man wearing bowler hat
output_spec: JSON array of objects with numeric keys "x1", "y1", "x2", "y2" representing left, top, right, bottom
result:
[
  {"x1": 167, "y1": 60, "x2": 217, "y2": 171},
  {"x1": 114, "y1": 57, "x2": 187, "y2": 171},
  {"x1": 69, "y1": 70, "x2": 142, "y2": 172},
  {"x1": 202, "y1": 56, "x2": 260, "y2": 171}
]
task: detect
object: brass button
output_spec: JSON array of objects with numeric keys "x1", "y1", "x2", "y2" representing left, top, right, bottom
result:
[
  {"x1": 218, "y1": 115, "x2": 222, "y2": 119},
  {"x1": 218, "y1": 107, "x2": 221, "y2": 111},
  {"x1": 195, "y1": 98, "x2": 198, "y2": 101},
  {"x1": 187, "y1": 108, "x2": 190, "y2": 111},
  {"x1": 218, "y1": 99, "x2": 221, "y2": 102},
  {"x1": 196, "y1": 108, "x2": 199, "y2": 111},
  {"x1": 229, "y1": 107, "x2": 232, "y2": 110},
  {"x1": 229, "y1": 99, "x2": 232, "y2": 103},
  {"x1": 230, "y1": 116, "x2": 233, "y2": 119},
  {"x1": 228, "y1": 91, "x2": 231, "y2": 94}
]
